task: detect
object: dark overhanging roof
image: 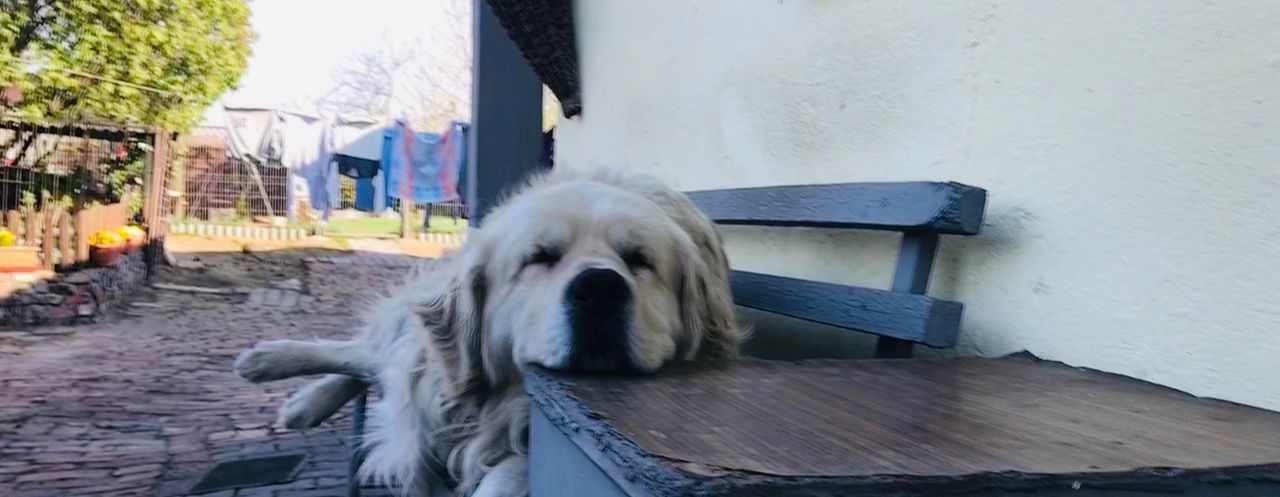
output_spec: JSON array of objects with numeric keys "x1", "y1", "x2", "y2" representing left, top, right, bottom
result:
[
  {"x1": 485, "y1": 0, "x2": 582, "y2": 118},
  {"x1": 0, "y1": 118, "x2": 159, "y2": 141}
]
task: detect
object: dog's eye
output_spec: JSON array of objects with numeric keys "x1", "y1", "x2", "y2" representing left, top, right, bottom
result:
[
  {"x1": 525, "y1": 247, "x2": 562, "y2": 268},
  {"x1": 622, "y1": 248, "x2": 652, "y2": 272}
]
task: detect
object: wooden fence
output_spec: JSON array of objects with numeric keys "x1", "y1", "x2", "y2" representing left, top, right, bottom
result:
[{"x1": 0, "y1": 203, "x2": 128, "y2": 270}]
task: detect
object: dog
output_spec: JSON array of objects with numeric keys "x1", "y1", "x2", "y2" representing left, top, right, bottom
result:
[{"x1": 234, "y1": 169, "x2": 745, "y2": 496}]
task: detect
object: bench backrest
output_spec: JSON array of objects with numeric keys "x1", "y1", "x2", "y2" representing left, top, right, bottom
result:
[{"x1": 685, "y1": 182, "x2": 987, "y2": 358}]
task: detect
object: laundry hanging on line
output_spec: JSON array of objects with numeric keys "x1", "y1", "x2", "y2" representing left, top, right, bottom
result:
[
  {"x1": 221, "y1": 107, "x2": 469, "y2": 215},
  {"x1": 384, "y1": 120, "x2": 467, "y2": 205},
  {"x1": 222, "y1": 107, "x2": 390, "y2": 215},
  {"x1": 336, "y1": 155, "x2": 379, "y2": 179}
]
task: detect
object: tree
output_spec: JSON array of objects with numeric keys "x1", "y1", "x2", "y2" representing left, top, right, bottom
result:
[
  {"x1": 1, "y1": 0, "x2": 253, "y2": 132},
  {"x1": 317, "y1": 0, "x2": 471, "y2": 132},
  {"x1": 318, "y1": 44, "x2": 415, "y2": 122}
]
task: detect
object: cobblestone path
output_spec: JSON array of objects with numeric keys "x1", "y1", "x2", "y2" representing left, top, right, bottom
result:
[{"x1": 0, "y1": 244, "x2": 430, "y2": 496}]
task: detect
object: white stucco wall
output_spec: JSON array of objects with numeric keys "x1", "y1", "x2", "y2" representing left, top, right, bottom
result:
[{"x1": 554, "y1": 1, "x2": 1280, "y2": 411}]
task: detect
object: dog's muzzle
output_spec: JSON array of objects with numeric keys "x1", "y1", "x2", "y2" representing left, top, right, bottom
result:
[{"x1": 564, "y1": 267, "x2": 634, "y2": 371}]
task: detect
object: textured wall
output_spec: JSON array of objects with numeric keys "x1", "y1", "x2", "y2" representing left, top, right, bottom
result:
[{"x1": 555, "y1": 1, "x2": 1280, "y2": 410}]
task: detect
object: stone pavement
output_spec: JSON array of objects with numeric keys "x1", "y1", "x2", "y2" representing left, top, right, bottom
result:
[{"x1": 0, "y1": 243, "x2": 433, "y2": 496}]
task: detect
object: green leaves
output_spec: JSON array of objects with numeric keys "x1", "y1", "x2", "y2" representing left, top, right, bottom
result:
[{"x1": 1, "y1": 0, "x2": 253, "y2": 132}]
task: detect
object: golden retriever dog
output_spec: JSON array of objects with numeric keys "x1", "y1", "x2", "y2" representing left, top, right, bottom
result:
[{"x1": 233, "y1": 169, "x2": 744, "y2": 496}]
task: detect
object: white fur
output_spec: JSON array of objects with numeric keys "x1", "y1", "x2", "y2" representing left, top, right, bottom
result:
[{"x1": 234, "y1": 169, "x2": 745, "y2": 496}]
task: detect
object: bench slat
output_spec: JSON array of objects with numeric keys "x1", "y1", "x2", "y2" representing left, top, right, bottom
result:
[
  {"x1": 732, "y1": 270, "x2": 962, "y2": 347},
  {"x1": 687, "y1": 181, "x2": 987, "y2": 235}
]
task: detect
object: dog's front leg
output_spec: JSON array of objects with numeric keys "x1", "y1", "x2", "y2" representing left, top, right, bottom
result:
[
  {"x1": 278, "y1": 374, "x2": 369, "y2": 429},
  {"x1": 471, "y1": 455, "x2": 527, "y2": 497},
  {"x1": 235, "y1": 339, "x2": 377, "y2": 383}
]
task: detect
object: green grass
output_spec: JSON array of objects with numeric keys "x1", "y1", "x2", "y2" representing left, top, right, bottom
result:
[
  {"x1": 422, "y1": 216, "x2": 468, "y2": 234},
  {"x1": 322, "y1": 217, "x2": 399, "y2": 237},
  {"x1": 322, "y1": 216, "x2": 467, "y2": 237}
]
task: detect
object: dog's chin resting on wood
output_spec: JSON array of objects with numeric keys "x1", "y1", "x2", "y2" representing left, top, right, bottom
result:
[{"x1": 234, "y1": 169, "x2": 746, "y2": 497}]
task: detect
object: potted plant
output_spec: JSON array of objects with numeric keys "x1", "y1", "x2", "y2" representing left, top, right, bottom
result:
[
  {"x1": 0, "y1": 228, "x2": 40, "y2": 272},
  {"x1": 117, "y1": 225, "x2": 146, "y2": 253},
  {"x1": 89, "y1": 230, "x2": 125, "y2": 267}
]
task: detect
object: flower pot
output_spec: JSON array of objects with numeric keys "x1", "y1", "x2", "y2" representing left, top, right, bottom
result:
[
  {"x1": 90, "y1": 243, "x2": 125, "y2": 267},
  {"x1": 0, "y1": 246, "x2": 41, "y2": 273},
  {"x1": 123, "y1": 237, "x2": 144, "y2": 254}
]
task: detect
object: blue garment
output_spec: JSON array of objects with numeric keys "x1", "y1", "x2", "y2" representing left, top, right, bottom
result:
[
  {"x1": 306, "y1": 122, "x2": 338, "y2": 212},
  {"x1": 355, "y1": 177, "x2": 376, "y2": 212},
  {"x1": 442, "y1": 121, "x2": 469, "y2": 209},
  {"x1": 383, "y1": 120, "x2": 465, "y2": 204},
  {"x1": 276, "y1": 112, "x2": 337, "y2": 214}
]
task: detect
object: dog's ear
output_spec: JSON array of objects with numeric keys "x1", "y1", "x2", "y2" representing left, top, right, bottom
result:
[
  {"x1": 677, "y1": 233, "x2": 744, "y2": 361},
  {"x1": 626, "y1": 182, "x2": 745, "y2": 361},
  {"x1": 447, "y1": 260, "x2": 489, "y2": 400},
  {"x1": 416, "y1": 249, "x2": 489, "y2": 402}
]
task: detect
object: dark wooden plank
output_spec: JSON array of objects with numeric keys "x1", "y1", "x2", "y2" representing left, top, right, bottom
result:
[
  {"x1": 0, "y1": 118, "x2": 143, "y2": 142},
  {"x1": 876, "y1": 232, "x2": 941, "y2": 358},
  {"x1": 686, "y1": 181, "x2": 987, "y2": 235},
  {"x1": 529, "y1": 406, "x2": 631, "y2": 497},
  {"x1": 526, "y1": 357, "x2": 1280, "y2": 497},
  {"x1": 732, "y1": 270, "x2": 962, "y2": 347},
  {"x1": 467, "y1": 0, "x2": 545, "y2": 225}
]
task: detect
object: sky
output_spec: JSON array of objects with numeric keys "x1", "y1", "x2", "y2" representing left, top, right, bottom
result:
[{"x1": 203, "y1": 0, "x2": 462, "y2": 124}]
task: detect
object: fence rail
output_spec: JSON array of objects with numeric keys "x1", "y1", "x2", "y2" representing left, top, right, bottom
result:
[{"x1": 1, "y1": 202, "x2": 127, "y2": 270}]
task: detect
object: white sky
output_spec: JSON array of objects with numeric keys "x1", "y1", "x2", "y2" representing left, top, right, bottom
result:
[{"x1": 204, "y1": 0, "x2": 460, "y2": 123}]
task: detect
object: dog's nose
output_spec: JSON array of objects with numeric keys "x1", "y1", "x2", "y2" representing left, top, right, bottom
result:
[
  {"x1": 568, "y1": 268, "x2": 631, "y2": 308},
  {"x1": 566, "y1": 268, "x2": 634, "y2": 372}
]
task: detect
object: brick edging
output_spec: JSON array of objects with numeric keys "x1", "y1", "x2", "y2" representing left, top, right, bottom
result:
[
  {"x1": 413, "y1": 232, "x2": 467, "y2": 245},
  {"x1": 169, "y1": 222, "x2": 466, "y2": 245},
  {"x1": 168, "y1": 222, "x2": 308, "y2": 241},
  {"x1": 0, "y1": 250, "x2": 147, "y2": 329}
]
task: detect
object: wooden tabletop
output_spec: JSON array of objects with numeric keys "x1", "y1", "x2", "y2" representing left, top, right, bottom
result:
[{"x1": 526, "y1": 356, "x2": 1280, "y2": 496}]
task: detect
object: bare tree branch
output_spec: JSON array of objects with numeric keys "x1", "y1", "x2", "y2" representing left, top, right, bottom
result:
[{"x1": 316, "y1": 0, "x2": 472, "y2": 131}]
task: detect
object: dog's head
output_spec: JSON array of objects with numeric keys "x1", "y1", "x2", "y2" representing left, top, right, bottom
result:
[{"x1": 431, "y1": 170, "x2": 742, "y2": 391}]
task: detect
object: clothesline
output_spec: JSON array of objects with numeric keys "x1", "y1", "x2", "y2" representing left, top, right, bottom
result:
[{"x1": 220, "y1": 107, "x2": 468, "y2": 219}]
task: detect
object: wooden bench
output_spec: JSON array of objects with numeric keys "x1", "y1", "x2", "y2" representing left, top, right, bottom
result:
[{"x1": 525, "y1": 181, "x2": 1280, "y2": 496}]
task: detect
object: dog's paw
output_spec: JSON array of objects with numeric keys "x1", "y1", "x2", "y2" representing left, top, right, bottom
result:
[
  {"x1": 278, "y1": 392, "x2": 328, "y2": 429},
  {"x1": 234, "y1": 341, "x2": 294, "y2": 383}
]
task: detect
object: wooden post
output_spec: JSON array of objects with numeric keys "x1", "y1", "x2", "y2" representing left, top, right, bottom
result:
[
  {"x1": 58, "y1": 214, "x2": 74, "y2": 270},
  {"x1": 144, "y1": 131, "x2": 171, "y2": 277},
  {"x1": 25, "y1": 209, "x2": 39, "y2": 246},
  {"x1": 467, "y1": 0, "x2": 546, "y2": 226},
  {"x1": 874, "y1": 232, "x2": 941, "y2": 359},
  {"x1": 348, "y1": 391, "x2": 368, "y2": 497},
  {"x1": 41, "y1": 211, "x2": 55, "y2": 270},
  {"x1": 75, "y1": 209, "x2": 91, "y2": 264},
  {"x1": 401, "y1": 199, "x2": 412, "y2": 239},
  {"x1": 5, "y1": 211, "x2": 19, "y2": 241}
]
